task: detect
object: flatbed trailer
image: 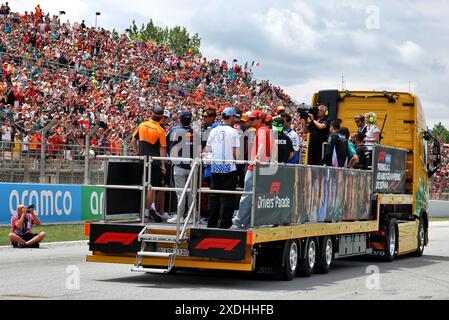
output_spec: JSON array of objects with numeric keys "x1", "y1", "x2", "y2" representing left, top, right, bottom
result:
[{"x1": 86, "y1": 90, "x2": 438, "y2": 280}]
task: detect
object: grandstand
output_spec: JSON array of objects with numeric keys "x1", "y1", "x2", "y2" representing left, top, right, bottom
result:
[{"x1": 0, "y1": 6, "x2": 295, "y2": 158}]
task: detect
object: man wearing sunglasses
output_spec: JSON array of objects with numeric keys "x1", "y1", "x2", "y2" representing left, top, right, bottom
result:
[{"x1": 354, "y1": 114, "x2": 367, "y2": 137}]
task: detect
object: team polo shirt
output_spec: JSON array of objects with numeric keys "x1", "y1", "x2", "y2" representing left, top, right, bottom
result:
[{"x1": 133, "y1": 119, "x2": 167, "y2": 157}]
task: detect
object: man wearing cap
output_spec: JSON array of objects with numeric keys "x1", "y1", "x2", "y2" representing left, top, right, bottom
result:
[
  {"x1": 202, "y1": 107, "x2": 240, "y2": 229},
  {"x1": 233, "y1": 109, "x2": 274, "y2": 229},
  {"x1": 166, "y1": 110, "x2": 197, "y2": 224},
  {"x1": 132, "y1": 106, "x2": 167, "y2": 223},
  {"x1": 272, "y1": 117, "x2": 295, "y2": 164}
]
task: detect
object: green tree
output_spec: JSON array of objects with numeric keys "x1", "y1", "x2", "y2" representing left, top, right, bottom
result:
[
  {"x1": 432, "y1": 122, "x2": 449, "y2": 144},
  {"x1": 127, "y1": 20, "x2": 201, "y2": 57}
]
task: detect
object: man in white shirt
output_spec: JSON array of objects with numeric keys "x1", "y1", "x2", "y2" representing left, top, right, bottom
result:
[{"x1": 203, "y1": 108, "x2": 240, "y2": 229}]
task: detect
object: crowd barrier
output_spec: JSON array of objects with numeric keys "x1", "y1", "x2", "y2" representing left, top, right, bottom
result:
[{"x1": 0, "y1": 183, "x2": 105, "y2": 225}]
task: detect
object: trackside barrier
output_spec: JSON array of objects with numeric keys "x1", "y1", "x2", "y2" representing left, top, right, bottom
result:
[{"x1": 0, "y1": 183, "x2": 106, "y2": 225}]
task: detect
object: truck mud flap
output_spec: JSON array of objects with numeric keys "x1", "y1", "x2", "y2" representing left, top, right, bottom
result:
[
  {"x1": 89, "y1": 223, "x2": 145, "y2": 253},
  {"x1": 189, "y1": 228, "x2": 247, "y2": 260}
]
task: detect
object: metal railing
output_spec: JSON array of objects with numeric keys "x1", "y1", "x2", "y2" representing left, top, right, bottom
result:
[{"x1": 0, "y1": 140, "x2": 132, "y2": 185}]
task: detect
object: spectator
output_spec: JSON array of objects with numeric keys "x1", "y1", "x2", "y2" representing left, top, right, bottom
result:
[
  {"x1": 8, "y1": 204, "x2": 46, "y2": 248},
  {"x1": 203, "y1": 107, "x2": 240, "y2": 229}
]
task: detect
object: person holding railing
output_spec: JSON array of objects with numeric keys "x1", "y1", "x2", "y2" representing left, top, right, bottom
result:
[
  {"x1": 167, "y1": 110, "x2": 196, "y2": 224},
  {"x1": 202, "y1": 107, "x2": 240, "y2": 229},
  {"x1": 232, "y1": 110, "x2": 274, "y2": 229}
]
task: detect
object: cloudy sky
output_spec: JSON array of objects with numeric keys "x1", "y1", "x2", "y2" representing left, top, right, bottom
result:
[{"x1": 11, "y1": 0, "x2": 449, "y2": 128}]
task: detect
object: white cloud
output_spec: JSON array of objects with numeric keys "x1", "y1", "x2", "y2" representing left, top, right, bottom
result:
[{"x1": 397, "y1": 40, "x2": 423, "y2": 64}]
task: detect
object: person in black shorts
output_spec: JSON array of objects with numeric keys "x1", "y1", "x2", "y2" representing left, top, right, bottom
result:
[{"x1": 131, "y1": 106, "x2": 167, "y2": 222}]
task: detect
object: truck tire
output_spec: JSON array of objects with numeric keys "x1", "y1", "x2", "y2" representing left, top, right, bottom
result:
[
  {"x1": 412, "y1": 217, "x2": 425, "y2": 257},
  {"x1": 381, "y1": 218, "x2": 397, "y2": 262},
  {"x1": 275, "y1": 240, "x2": 299, "y2": 281},
  {"x1": 298, "y1": 238, "x2": 317, "y2": 277},
  {"x1": 316, "y1": 236, "x2": 333, "y2": 274}
]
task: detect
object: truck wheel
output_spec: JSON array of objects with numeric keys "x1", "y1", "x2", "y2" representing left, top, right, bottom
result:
[
  {"x1": 298, "y1": 238, "x2": 317, "y2": 277},
  {"x1": 412, "y1": 218, "x2": 425, "y2": 257},
  {"x1": 275, "y1": 240, "x2": 299, "y2": 281},
  {"x1": 381, "y1": 218, "x2": 397, "y2": 262},
  {"x1": 316, "y1": 236, "x2": 333, "y2": 274}
]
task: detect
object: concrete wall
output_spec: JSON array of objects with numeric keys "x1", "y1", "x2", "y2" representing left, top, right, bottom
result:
[{"x1": 429, "y1": 200, "x2": 449, "y2": 218}]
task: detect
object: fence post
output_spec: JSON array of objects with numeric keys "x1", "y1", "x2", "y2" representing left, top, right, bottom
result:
[
  {"x1": 123, "y1": 133, "x2": 134, "y2": 156},
  {"x1": 84, "y1": 125, "x2": 99, "y2": 185},
  {"x1": 39, "y1": 120, "x2": 56, "y2": 183}
]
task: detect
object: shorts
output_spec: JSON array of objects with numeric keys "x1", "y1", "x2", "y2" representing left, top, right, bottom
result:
[
  {"x1": 161, "y1": 163, "x2": 173, "y2": 187},
  {"x1": 149, "y1": 164, "x2": 163, "y2": 187},
  {"x1": 11, "y1": 233, "x2": 37, "y2": 248}
]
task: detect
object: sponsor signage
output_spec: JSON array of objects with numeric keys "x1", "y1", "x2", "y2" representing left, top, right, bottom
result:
[
  {"x1": 82, "y1": 186, "x2": 105, "y2": 221},
  {"x1": 0, "y1": 183, "x2": 82, "y2": 224},
  {"x1": 189, "y1": 228, "x2": 247, "y2": 260},
  {"x1": 373, "y1": 145, "x2": 407, "y2": 194},
  {"x1": 89, "y1": 223, "x2": 144, "y2": 253},
  {"x1": 254, "y1": 166, "x2": 295, "y2": 226}
]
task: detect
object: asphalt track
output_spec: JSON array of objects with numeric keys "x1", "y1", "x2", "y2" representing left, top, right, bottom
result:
[{"x1": 1, "y1": 222, "x2": 448, "y2": 300}]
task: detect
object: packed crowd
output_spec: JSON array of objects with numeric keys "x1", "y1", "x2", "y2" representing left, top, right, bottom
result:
[
  {"x1": 0, "y1": 5, "x2": 299, "y2": 159},
  {"x1": 430, "y1": 143, "x2": 449, "y2": 194}
]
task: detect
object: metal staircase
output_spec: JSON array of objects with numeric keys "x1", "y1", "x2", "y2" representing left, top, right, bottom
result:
[{"x1": 131, "y1": 160, "x2": 199, "y2": 274}]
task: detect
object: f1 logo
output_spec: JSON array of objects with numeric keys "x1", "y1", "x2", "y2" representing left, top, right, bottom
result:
[
  {"x1": 95, "y1": 232, "x2": 138, "y2": 245},
  {"x1": 378, "y1": 152, "x2": 386, "y2": 163},
  {"x1": 195, "y1": 238, "x2": 241, "y2": 251},
  {"x1": 269, "y1": 182, "x2": 281, "y2": 194}
]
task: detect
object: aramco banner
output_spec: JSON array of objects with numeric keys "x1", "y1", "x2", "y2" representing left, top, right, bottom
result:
[
  {"x1": 0, "y1": 183, "x2": 106, "y2": 225},
  {"x1": 254, "y1": 165, "x2": 374, "y2": 227}
]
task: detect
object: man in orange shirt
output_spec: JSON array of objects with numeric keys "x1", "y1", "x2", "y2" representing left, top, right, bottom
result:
[{"x1": 132, "y1": 106, "x2": 167, "y2": 222}]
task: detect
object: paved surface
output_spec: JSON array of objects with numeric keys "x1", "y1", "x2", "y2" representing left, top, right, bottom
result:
[{"x1": 1, "y1": 222, "x2": 448, "y2": 300}]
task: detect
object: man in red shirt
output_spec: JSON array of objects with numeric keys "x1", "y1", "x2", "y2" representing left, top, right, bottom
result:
[
  {"x1": 8, "y1": 205, "x2": 46, "y2": 248},
  {"x1": 232, "y1": 110, "x2": 275, "y2": 229}
]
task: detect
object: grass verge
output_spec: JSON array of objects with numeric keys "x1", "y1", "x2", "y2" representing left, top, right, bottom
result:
[
  {"x1": 0, "y1": 224, "x2": 87, "y2": 246},
  {"x1": 430, "y1": 217, "x2": 449, "y2": 222}
]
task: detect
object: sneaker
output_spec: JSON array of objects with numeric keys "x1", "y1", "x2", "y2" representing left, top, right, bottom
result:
[
  {"x1": 148, "y1": 209, "x2": 163, "y2": 223},
  {"x1": 157, "y1": 212, "x2": 172, "y2": 221},
  {"x1": 167, "y1": 215, "x2": 193, "y2": 224},
  {"x1": 18, "y1": 243, "x2": 28, "y2": 248},
  {"x1": 199, "y1": 218, "x2": 208, "y2": 225}
]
